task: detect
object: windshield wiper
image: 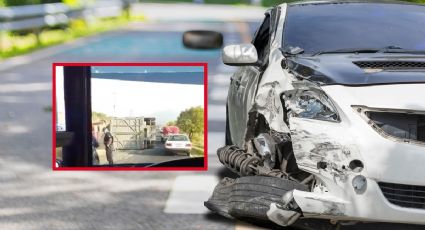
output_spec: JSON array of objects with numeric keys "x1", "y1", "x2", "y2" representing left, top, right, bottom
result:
[
  {"x1": 313, "y1": 47, "x2": 381, "y2": 56},
  {"x1": 378, "y1": 46, "x2": 425, "y2": 54},
  {"x1": 313, "y1": 46, "x2": 425, "y2": 56}
]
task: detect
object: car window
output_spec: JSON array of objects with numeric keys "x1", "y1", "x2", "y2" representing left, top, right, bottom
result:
[
  {"x1": 168, "y1": 135, "x2": 189, "y2": 141},
  {"x1": 252, "y1": 14, "x2": 271, "y2": 64},
  {"x1": 283, "y1": 3, "x2": 425, "y2": 54}
]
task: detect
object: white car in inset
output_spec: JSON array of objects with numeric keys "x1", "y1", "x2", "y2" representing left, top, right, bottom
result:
[{"x1": 164, "y1": 134, "x2": 192, "y2": 156}]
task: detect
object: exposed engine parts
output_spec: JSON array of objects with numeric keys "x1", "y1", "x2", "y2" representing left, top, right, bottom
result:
[
  {"x1": 217, "y1": 145, "x2": 261, "y2": 176},
  {"x1": 217, "y1": 128, "x2": 312, "y2": 183},
  {"x1": 253, "y1": 133, "x2": 276, "y2": 168},
  {"x1": 217, "y1": 145, "x2": 290, "y2": 178}
]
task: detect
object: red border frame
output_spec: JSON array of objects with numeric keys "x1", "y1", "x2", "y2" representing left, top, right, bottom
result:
[{"x1": 52, "y1": 62, "x2": 208, "y2": 171}]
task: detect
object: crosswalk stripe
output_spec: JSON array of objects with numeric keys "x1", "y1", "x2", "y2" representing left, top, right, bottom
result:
[
  {"x1": 217, "y1": 65, "x2": 237, "y2": 73},
  {"x1": 164, "y1": 175, "x2": 219, "y2": 214},
  {"x1": 209, "y1": 73, "x2": 231, "y2": 86},
  {"x1": 208, "y1": 104, "x2": 226, "y2": 121},
  {"x1": 208, "y1": 132, "x2": 224, "y2": 154},
  {"x1": 209, "y1": 87, "x2": 228, "y2": 102}
]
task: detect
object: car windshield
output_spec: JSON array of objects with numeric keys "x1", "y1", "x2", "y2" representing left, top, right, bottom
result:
[
  {"x1": 283, "y1": 3, "x2": 425, "y2": 55},
  {"x1": 168, "y1": 135, "x2": 189, "y2": 141}
]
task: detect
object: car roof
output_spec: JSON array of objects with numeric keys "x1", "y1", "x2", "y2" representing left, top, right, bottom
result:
[{"x1": 284, "y1": 0, "x2": 422, "y2": 7}]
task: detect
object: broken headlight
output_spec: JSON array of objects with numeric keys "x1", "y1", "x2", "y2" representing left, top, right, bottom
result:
[{"x1": 288, "y1": 89, "x2": 340, "y2": 122}]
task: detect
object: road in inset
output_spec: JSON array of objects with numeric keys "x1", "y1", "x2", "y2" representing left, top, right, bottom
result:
[{"x1": 110, "y1": 142, "x2": 192, "y2": 165}]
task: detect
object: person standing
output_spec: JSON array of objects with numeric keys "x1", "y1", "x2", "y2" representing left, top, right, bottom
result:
[
  {"x1": 104, "y1": 132, "x2": 114, "y2": 165},
  {"x1": 92, "y1": 135, "x2": 100, "y2": 165},
  {"x1": 92, "y1": 125, "x2": 100, "y2": 165}
]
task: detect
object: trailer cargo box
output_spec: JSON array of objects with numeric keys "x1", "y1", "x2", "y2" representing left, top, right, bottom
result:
[{"x1": 110, "y1": 117, "x2": 156, "y2": 150}]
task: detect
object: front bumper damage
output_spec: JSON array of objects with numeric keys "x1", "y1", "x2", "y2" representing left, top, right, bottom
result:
[
  {"x1": 206, "y1": 80, "x2": 425, "y2": 226},
  {"x1": 277, "y1": 84, "x2": 425, "y2": 225}
]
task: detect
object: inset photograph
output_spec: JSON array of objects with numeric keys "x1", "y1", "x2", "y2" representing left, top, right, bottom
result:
[{"x1": 53, "y1": 63, "x2": 207, "y2": 170}]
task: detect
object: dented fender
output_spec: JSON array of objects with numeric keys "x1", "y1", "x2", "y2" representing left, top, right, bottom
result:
[{"x1": 251, "y1": 50, "x2": 294, "y2": 134}]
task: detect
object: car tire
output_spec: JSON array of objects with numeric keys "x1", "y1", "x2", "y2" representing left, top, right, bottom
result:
[
  {"x1": 205, "y1": 176, "x2": 308, "y2": 224},
  {"x1": 183, "y1": 30, "x2": 223, "y2": 49},
  {"x1": 228, "y1": 176, "x2": 308, "y2": 223},
  {"x1": 204, "y1": 177, "x2": 235, "y2": 219}
]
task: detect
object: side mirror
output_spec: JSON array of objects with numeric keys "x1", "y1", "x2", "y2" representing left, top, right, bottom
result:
[
  {"x1": 222, "y1": 44, "x2": 258, "y2": 66},
  {"x1": 183, "y1": 30, "x2": 223, "y2": 49}
]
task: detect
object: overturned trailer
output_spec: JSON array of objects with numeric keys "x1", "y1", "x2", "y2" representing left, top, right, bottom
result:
[{"x1": 110, "y1": 117, "x2": 156, "y2": 150}]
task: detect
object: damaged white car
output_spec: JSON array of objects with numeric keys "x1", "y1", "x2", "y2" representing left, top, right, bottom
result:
[{"x1": 204, "y1": 1, "x2": 425, "y2": 228}]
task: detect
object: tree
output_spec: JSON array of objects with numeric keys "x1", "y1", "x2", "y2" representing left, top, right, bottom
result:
[
  {"x1": 166, "y1": 121, "x2": 176, "y2": 126},
  {"x1": 92, "y1": 111, "x2": 109, "y2": 122},
  {"x1": 176, "y1": 106, "x2": 204, "y2": 139}
]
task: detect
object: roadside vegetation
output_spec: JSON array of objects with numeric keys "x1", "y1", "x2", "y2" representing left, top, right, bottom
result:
[
  {"x1": 0, "y1": 0, "x2": 146, "y2": 60},
  {"x1": 92, "y1": 111, "x2": 110, "y2": 122},
  {"x1": 0, "y1": 16, "x2": 133, "y2": 60},
  {"x1": 190, "y1": 145, "x2": 204, "y2": 157},
  {"x1": 176, "y1": 106, "x2": 204, "y2": 140}
]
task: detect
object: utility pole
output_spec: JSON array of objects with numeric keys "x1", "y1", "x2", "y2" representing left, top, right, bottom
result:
[{"x1": 113, "y1": 91, "x2": 116, "y2": 117}]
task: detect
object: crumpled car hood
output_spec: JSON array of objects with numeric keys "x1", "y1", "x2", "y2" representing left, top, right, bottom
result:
[{"x1": 286, "y1": 53, "x2": 425, "y2": 85}]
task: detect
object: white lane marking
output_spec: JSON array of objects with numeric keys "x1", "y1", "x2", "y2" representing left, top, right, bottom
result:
[
  {"x1": 0, "y1": 96, "x2": 27, "y2": 103},
  {"x1": 127, "y1": 21, "x2": 235, "y2": 33},
  {"x1": 132, "y1": 3, "x2": 265, "y2": 22},
  {"x1": 209, "y1": 73, "x2": 231, "y2": 86},
  {"x1": 3, "y1": 125, "x2": 30, "y2": 134},
  {"x1": 208, "y1": 132, "x2": 224, "y2": 155},
  {"x1": 217, "y1": 64, "x2": 237, "y2": 73},
  {"x1": 209, "y1": 87, "x2": 228, "y2": 102},
  {"x1": 164, "y1": 175, "x2": 219, "y2": 214},
  {"x1": 0, "y1": 82, "x2": 51, "y2": 93},
  {"x1": 208, "y1": 104, "x2": 226, "y2": 121}
]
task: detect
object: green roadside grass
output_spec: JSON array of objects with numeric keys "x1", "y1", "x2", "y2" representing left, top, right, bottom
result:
[
  {"x1": 0, "y1": 14, "x2": 145, "y2": 60},
  {"x1": 190, "y1": 133, "x2": 204, "y2": 157},
  {"x1": 191, "y1": 146, "x2": 205, "y2": 157}
]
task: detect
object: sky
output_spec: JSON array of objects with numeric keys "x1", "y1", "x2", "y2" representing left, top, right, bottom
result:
[
  {"x1": 56, "y1": 66, "x2": 204, "y2": 126},
  {"x1": 91, "y1": 66, "x2": 204, "y2": 73},
  {"x1": 91, "y1": 78, "x2": 204, "y2": 124}
]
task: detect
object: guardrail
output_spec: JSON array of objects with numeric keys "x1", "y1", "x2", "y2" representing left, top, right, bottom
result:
[{"x1": 0, "y1": 0, "x2": 125, "y2": 46}]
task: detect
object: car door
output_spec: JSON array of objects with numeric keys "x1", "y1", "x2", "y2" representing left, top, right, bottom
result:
[{"x1": 228, "y1": 13, "x2": 272, "y2": 148}]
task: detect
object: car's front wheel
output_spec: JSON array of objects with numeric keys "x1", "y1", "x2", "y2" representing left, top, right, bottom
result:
[{"x1": 205, "y1": 176, "x2": 308, "y2": 225}]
